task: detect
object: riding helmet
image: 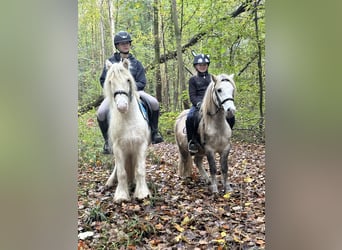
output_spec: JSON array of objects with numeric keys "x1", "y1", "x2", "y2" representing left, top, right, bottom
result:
[
  {"x1": 114, "y1": 31, "x2": 132, "y2": 46},
  {"x1": 193, "y1": 54, "x2": 210, "y2": 66}
]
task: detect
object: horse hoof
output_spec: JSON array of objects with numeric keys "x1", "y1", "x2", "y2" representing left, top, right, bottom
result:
[
  {"x1": 114, "y1": 196, "x2": 130, "y2": 203},
  {"x1": 224, "y1": 184, "x2": 233, "y2": 193},
  {"x1": 99, "y1": 185, "x2": 110, "y2": 193},
  {"x1": 210, "y1": 185, "x2": 219, "y2": 193},
  {"x1": 134, "y1": 190, "x2": 151, "y2": 200}
]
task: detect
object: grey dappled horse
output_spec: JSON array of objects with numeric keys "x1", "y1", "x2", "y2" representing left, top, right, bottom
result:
[{"x1": 174, "y1": 74, "x2": 236, "y2": 193}]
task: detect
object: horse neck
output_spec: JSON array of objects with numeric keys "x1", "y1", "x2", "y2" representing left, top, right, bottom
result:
[{"x1": 202, "y1": 91, "x2": 225, "y2": 122}]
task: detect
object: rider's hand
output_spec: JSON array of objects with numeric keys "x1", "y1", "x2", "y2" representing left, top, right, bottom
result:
[{"x1": 196, "y1": 102, "x2": 202, "y2": 109}]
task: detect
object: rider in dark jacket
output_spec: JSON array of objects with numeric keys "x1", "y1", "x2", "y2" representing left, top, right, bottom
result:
[
  {"x1": 97, "y1": 31, "x2": 163, "y2": 154},
  {"x1": 99, "y1": 52, "x2": 146, "y2": 90}
]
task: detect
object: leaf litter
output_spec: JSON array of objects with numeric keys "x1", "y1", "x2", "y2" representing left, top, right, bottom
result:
[{"x1": 78, "y1": 141, "x2": 265, "y2": 249}]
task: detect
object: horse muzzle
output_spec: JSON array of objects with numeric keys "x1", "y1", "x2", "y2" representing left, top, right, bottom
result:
[
  {"x1": 116, "y1": 99, "x2": 129, "y2": 113},
  {"x1": 222, "y1": 102, "x2": 236, "y2": 115}
]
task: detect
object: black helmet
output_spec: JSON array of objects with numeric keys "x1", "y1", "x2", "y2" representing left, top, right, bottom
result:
[
  {"x1": 193, "y1": 54, "x2": 210, "y2": 66},
  {"x1": 114, "y1": 31, "x2": 132, "y2": 46}
]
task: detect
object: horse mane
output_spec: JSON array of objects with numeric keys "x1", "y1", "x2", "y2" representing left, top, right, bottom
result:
[
  {"x1": 200, "y1": 75, "x2": 215, "y2": 121},
  {"x1": 104, "y1": 59, "x2": 139, "y2": 100}
]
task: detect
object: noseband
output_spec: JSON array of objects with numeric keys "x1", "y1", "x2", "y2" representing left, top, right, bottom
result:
[{"x1": 113, "y1": 90, "x2": 132, "y2": 102}]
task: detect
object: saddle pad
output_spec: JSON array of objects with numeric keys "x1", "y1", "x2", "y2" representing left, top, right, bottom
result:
[{"x1": 138, "y1": 101, "x2": 149, "y2": 122}]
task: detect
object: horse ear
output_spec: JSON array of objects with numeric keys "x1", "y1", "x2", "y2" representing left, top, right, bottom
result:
[
  {"x1": 229, "y1": 74, "x2": 235, "y2": 79},
  {"x1": 105, "y1": 60, "x2": 112, "y2": 70},
  {"x1": 212, "y1": 74, "x2": 217, "y2": 83},
  {"x1": 122, "y1": 58, "x2": 129, "y2": 69}
]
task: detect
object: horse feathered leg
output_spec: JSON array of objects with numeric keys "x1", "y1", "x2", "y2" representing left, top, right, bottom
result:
[
  {"x1": 133, "y1": 144, "x2": 150, "y2": 200},
  {"x1": 105, "y1": 164, "x2": 117, "y2": 189},
  {"x1": 178, "y1": 148, "x2": 192, "y2": 177},
  {"x1": 114, "y1": 154, "x2": 130, "y2": 202},
  {"x1": 207, "y1": 152, "x2": 218, "y2": 193},
  {"x1": 134, "y1": 163, "x2": 150, "y2": 200},
  {"x1": 194, "y1": 155, "x2": 210, "y2": 184},
  {"x1": 220, "y1": 148, "x2": 232, "y2": 193}
]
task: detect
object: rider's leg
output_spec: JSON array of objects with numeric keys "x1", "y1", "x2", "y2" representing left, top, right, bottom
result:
[
  {"x1": 139, "y1": 91, "x2": 163, "y2": 144},
  {"x1": 186, "y1": 107, "x2": 199, "y2": 154},
  {"x1": 97, "y1": 98, "x2": 111, "y2": 154}
]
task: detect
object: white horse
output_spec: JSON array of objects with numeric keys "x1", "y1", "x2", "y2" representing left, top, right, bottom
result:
[
  {"x1": 174, "y1": 74, "x2": 236, "y2": 193},
  {"x1": 103, "y1": 59, "x2": 151, "y2": 202}
]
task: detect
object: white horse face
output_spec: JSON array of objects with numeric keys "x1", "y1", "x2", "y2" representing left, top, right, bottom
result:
[
  {"x1": 104, "y1": 59, "x2": 134, "y2": 114},
  {"x1": 214, "y1": 74, "x2": 236, "y2": 115}
]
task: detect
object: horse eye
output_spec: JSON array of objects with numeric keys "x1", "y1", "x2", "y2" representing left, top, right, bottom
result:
[{"x1": 217, "y1": 88, "x2": 222, "y2": 93}]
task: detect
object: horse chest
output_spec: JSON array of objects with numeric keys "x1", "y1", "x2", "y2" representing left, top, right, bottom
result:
[
  {"x1": 111, "y1": 111, "x2": 149, "y2": 139},
  {"x1": 202, "y1": 119, "x2": 231, "y2": 145}
]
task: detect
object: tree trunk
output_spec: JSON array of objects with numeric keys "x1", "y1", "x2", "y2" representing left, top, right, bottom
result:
[
  {"x1": 253, "y1": 0, "x2": 264, "y2": 132},
  {"x1": 171, "y1": 0, "x2": 187, "y2": 109},
  {"x1": 107, "y1": 0, "x2": 115, "y2": 53},
  {"x1": 98, "y1": 0, "x2": 105, "y2": 65},
  {"x1": 160, "y1": 6, "x2": 170, "y2": 111},
  {"x1": 153, "y1": 0, "x2": 162, "y2": 103}
]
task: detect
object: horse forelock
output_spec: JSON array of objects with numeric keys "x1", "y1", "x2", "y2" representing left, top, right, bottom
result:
[
  {"x1": 217, "y1": 73, "x2": 236, "y2": 96},
  {"x1": 105, "y1": 62, "x2": 138, "y2": 99}
]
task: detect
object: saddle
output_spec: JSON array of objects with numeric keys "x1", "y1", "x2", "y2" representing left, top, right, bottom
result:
[{"x1": 138, "y1": 96, "x2": 152, "y2": 125}]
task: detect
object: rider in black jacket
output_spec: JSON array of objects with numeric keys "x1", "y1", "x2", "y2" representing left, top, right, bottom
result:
[{"x1": 97, "y1": 31, "x2": 163, "y2": 154}]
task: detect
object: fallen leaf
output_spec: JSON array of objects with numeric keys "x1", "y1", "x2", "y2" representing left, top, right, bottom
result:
[
  {"x1": 213, "y1": 239, "x2": 225, "y2": 244},
  {"x1": 78, "y1": 231, "x2": 94, "y2": 240},
  {"x1": 244, "y1": 176, "x2": 254, "y2": 183},
  {"x1": 174, "y1": 234, "x2": 182, "y2": 242},
  {"x1": 173, "y1": 223, "x2": 185, "y2": 232},
  {"x1": 223, "y1": 192, "x2": 231, "y2": 199},
  {"x1": 181, "y1": 215, "x2": 191, "y2": 226}
]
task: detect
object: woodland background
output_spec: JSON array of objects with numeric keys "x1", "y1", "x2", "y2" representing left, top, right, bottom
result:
[
  {"x1": 78, "y1": 0, "x2": 265, "y2": 142},
  {"x1": 78, "y1": 0, "x2": 265, "y2": 249}
]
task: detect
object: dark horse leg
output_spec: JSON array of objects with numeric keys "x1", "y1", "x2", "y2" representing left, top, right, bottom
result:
[
  {"x1": 207, "y1": 152, "x2": 218, "y2": 193},
  {"x1": 220, "y1": 147, "x2": 232, "y2": 193}
]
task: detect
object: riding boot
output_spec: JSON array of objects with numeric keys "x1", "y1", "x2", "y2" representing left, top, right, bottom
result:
[
  {"x1": 97, "y1": 117, "x2": 111, "y2": 154},
  {"x1": 226, "y1": 115, "x2": 235, "y2": 129},
  {"x1": 186, "y1": 111, "x2": 199, "y2": 154},
  {"x1": 150, "y1": 110, "x2": 164, "y2": 144}
]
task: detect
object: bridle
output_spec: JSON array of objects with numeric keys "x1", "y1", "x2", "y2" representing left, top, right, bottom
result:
[
  {"x1": 208, "y1": 78, "x2": 235, "y2": 116},
  {"x1": 112, "y1": 77, "x2": 133, "y2": 102}
]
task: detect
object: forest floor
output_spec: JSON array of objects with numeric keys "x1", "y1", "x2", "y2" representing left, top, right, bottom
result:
[{"x1": 78, "y1": 137, "x2": 265, "y2": 249}]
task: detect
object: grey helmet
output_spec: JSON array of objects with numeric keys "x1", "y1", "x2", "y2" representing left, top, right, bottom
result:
[
  {"x1": 193, "y1": 54, "x2": 210, "y2": 66},
  {"x1": 114, "y1": 31, "x2": 132, "y2": 46}
]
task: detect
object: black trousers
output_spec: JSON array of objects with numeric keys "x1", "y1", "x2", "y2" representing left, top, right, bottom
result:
[{"x1": 186, "y1": 106, "x2": 200, "y2": 143}]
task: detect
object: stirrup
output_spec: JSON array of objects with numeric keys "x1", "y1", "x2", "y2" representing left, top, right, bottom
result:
[
  {"x1": 102, "y1": 141, "x2": 111, "y2": 154},
  {"x1": 188, "y1": 141, "x2": 198, "y2": 154}
]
